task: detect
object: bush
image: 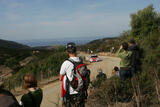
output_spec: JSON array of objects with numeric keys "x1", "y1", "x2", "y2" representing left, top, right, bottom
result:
[
  {"x1": 4, "y1": 47, "x2": 68, "y2": 90},
  {"x1": 87, "y1": 5, "x2": 160, "y2": 106}
]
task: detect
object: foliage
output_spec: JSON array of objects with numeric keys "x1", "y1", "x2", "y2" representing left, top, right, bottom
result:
[
  {"x1": 87, "y1": 5, "x2": 160, "y2": 106},
  {"x1": 130, "y1": 5, "x2": 160, "y2": 38},
  {"x1": 0, "y1": 48, "x2": 32, "y2": 71},
  {"x1": 4, "y1": 46, "x2": 68, "y2": 90},
  {"x1": 79, "y1": 37, "x2": 118, "y2": 53},
  {"x1": 87, "y1": 76, "x2": 134, "y2": 107}
]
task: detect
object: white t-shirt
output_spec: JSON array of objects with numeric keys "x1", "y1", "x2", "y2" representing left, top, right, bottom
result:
[{"x1": 60, "y1": 57, "x2": 81, "y2": 95}]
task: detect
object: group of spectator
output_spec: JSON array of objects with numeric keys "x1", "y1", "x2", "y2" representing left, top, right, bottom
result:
[
  {"x1": 0, "y1": 39, "x2": 141, "y2": 107},
  {"x1": 0, "y1": 42, "x2": 87, "y2": 107},
  {"x1": 117, "y1": 39, "x2": 141, "y2": 81}
]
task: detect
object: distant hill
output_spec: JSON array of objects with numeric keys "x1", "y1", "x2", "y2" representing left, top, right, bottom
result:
[
  {"x1": 79, "y1": 37, "x2": 118, "y2": 52},
  {"x1": 87, "y1": 37, "x2": 117, "y2": 45},
  {"x1": 0, "y1": 39, "x2": 30, "y2": 49}
]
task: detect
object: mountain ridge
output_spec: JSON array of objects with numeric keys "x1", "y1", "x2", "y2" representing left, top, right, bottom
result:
[{"x1": 0, "y1": 39, "x2": 30, "y2": 49}]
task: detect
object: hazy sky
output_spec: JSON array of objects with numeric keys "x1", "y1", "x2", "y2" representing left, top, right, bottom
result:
[{"x1": 0, "y1": 0, "x2": 159, "y2": 41}]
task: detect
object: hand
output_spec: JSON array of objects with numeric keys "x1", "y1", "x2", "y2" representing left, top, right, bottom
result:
[
  {"x1": 120, "y1": 45, "x2": 123, "y2": 49},
  {"x1": 59, "y1": 74, "x2": 63, "y2": 81}
]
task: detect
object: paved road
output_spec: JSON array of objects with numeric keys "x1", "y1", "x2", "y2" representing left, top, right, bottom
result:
[{"x1": 17, "y1": 55, "x2": 120, "y2": 107}]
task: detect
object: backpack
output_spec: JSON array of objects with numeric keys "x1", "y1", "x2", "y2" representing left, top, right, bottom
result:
[
  {"x1": 0, "y1": 89, "x2": 21, "y2": 107},
  {"x1": 66, "y1": 58, "x2": 90, "y2": 92}
]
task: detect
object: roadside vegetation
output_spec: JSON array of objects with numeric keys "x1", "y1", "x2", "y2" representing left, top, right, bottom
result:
[
  {"x1": 0, "y1": 48, "x2": 32, "y2": 73},
  {"x1": 87, "y1": 5, "x2": 160, "y2": 107},
  {"x1": 1, "y1": 46, "x2": 68, "y2": 91}
]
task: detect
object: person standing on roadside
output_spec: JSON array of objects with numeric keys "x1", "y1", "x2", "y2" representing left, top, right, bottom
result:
[
  {"x1": 117, "y1": 42, "x2": 132, "y2": 81},
  {"x1": 128, "y1": 39, "x2": 141, "y2": 76},
  {"x1": 20, "y1": 74, "x2": 43, "y2": 107},
  {"x1": 60, "y1": 42, "x2": 87, "y2": 107},
  {"x1": 0, "y1": 76, "x2": 21, "y2": 107}
]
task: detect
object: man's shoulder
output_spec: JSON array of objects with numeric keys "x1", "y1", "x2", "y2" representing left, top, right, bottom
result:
[
  {"x1": 63, "y1": 59, "x2": 74, "y2": 65},
  {"x1": 21, "y1": 93, "x2": 30, "y2": 101},
  {"x1": 61, "y1": 60, "x2": 74, "y2": 69}
]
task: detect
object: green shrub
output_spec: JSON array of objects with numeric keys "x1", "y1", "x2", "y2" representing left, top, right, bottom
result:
[
  {"x1": 4, "y1": 47, "x2": 68, "y2": 90},
  {"x1": 87, "y1": 5, "x2": 160, "y2": 106}
]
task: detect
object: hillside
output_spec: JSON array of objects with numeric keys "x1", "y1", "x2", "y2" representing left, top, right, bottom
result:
[
  {"x1": 0, "y1": 39, "x2": 30, "y2": 49},
  {"x1": 87, "y1": 37, "x2": 117, "y2": 45},
  {"x1": 0, "y1": 39, "x2": 32, "y2": 76},
  {"x1": 79, "y1": 37, "x2": 119, "y2": 52},
  {"x1": 86, "y1": 5, "x2": 160, "y2": 107}
]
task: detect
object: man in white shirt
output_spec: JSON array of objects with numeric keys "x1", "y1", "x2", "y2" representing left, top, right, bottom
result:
[{"x1": 60, "y1": 42, "x2": 85, "y2": 107}]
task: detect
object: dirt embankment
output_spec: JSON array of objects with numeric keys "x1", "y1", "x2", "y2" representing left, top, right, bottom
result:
[{"x1": 0, "y1": 65, "x2": 13, "y2": 78}]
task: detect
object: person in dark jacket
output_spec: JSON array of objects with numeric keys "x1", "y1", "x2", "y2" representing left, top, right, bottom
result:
[
  {"x1": 128, "y1": 39, "x2": 141, "y2": 76},
  {"x1": 96, "y1": 69, "x2": 107, "y2": 80},
  {"x1": 0, "y1": 76, "x2": 21, "y2": 107}
]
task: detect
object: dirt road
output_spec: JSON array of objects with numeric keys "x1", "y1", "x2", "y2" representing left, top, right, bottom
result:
[
  {"x1": 87, "y1": 55, "x2": 120, "y2": 81},
  {"x1": 17, "y1": 55, "x2": 120, "y2": 107}
]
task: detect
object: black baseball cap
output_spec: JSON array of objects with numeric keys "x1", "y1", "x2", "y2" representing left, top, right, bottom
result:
[
  {"x1": 129, "y1": 38, "x2": 135, "y2": 44},
  {"x1": 66, "y1": 42, "x2": 76, "y2": 53},
  {"x1": 66, "y1": 42, "x2": 76, "y2": 49}
]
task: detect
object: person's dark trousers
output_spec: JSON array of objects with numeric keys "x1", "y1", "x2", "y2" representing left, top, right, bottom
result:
[
  {"x1": 119, "y1": 70, "x2": 131, "y2": 81},
  {"x1": 131, "y1": 65, "x2": 142, "y2": 77},
  {"x1": 119, "y1": 70, "x2": 131, "y2": 91},
  {"x1": 130, "y1": 67, "x2": 136, "y2": 77},
  {"x1": 64, "y1": 92, "x2": 85, "y2": 107}
]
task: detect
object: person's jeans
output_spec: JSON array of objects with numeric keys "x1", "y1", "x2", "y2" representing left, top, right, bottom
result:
[
  {"x1": 119, "y1": 70, "x2": 131, "y2": 81},
  {"x1": 130, "y1": 67, "x2": 135, "y2": 77},
  {"x1": 119, "y1": 70, "x2": 131, "y2": 89}
]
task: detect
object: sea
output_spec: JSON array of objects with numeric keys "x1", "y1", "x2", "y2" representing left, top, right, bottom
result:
[{"x1": 17, "y1": 36, "x2": 107, "y2": 47}]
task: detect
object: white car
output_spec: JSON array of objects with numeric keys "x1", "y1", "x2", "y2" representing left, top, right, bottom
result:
[{"x1": 89, "y1": 55, "x2": 100, "y2": 62}]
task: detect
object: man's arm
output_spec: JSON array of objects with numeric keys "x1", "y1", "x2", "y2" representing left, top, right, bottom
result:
[
  {"x1": 59, "y1": 60, "x2": 73, "y2": 81},
  {"x1": 59, "y1": 74, "x2": 63, "y2": 81},
  {"x1": 59, "y1": 61, "x2": 67, "y2": 81}
]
